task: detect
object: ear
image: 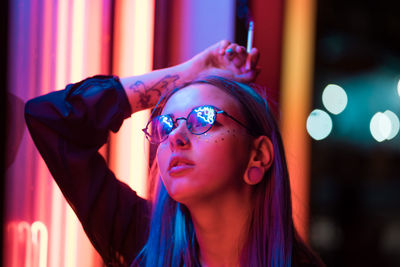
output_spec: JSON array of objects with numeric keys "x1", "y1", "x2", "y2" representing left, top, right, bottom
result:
[{"x1": 243, "y1": 136, "x2": 274, "y2": 185}]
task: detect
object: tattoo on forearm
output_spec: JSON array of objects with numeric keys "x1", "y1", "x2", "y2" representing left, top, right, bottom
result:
[{"x1": 129, "y1": 74, "x2": 180, "y2": 109}]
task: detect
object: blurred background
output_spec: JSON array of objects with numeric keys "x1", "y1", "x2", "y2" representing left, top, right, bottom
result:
[{"x1": 2, "y1": 0, "x2": 399, "y2": 266}]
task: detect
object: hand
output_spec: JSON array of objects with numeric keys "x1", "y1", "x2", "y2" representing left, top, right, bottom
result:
[{"x1": 189, "y1": 40, "x2": 260, "y2": 83}]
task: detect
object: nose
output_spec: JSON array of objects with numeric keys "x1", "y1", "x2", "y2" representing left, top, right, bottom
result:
[{"x1": 168, "y1": 119, "x2": 190, "y2": 150}]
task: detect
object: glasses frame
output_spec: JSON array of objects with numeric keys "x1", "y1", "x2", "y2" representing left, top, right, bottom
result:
[{"x1": 142, "y1": 105, "x2": 253, "y2": 144}]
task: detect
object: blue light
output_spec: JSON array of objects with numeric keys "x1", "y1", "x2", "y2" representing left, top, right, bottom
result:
[
  {"x1": 306, "y1": 109, "x2": 333, "y2": 140},
  {"x1": 322, "y1": 84, "x2": 348, "y2": 115},
  {"x1": 162, "y1": 116, "x2": 173, "y2": 128},
  {"x1": 194, "y1": 106, "x2": 215, "y2": 124},
  {"x1": 370, "y1": 112, "x2": 391, "y2": 142}
]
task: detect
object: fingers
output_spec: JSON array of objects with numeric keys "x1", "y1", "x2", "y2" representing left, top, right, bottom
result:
[
  {"x1": 224, "y1": 43, "x2": 243, "y2": 57},
  {"x1": 207, "y1": 40, "x2": 260, "y2": 83},
  {"x1": 223, "y1": 43, "x2": 247, "y2": 68},
  {"x1": 246, "y1": 47, "x2": 260, "y2": 71},
  {"x1": 222, "y1": 42, "x2": 260, "y2": 82},
  {"x1": 218, "y1": 40, "x2": 231, "y2": 55},
  {"x1": 219, "y1": 41, "x2": 245, "y2": 57},
  {"x1": 236, "y1": 48, "x2": 261, "y2": 83},
  {"x1": 234, "y1": 67, "x2": 261, "y2": 83}
]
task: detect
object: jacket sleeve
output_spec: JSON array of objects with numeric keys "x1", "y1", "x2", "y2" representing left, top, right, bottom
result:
[{"x1": 25, "y1": 75, "x2": 150, "y2": 266}]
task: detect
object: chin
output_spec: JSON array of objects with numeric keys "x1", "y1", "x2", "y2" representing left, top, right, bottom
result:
[
  {"x1": 163, "y1": 181, "x2": 206, "y2": 206},
  {"x1": 164, "y1": 184, "x2": 194, "y2": 204}
]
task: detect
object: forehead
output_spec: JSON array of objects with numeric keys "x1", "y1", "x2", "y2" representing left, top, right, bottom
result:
[{"x1": 162, "y1": 84, "x2": 242, "y2": 118}]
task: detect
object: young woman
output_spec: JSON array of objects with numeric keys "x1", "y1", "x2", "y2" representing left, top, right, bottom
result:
[{"x1": 25, "y1": 41, "x2": 324, "y2": 266}]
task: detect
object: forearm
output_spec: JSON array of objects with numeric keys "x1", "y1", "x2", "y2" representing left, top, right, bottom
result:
[
  {"x1": 120, "y1": 60, "x2": 197, "y2": 113},
  {"x1": 120, "y1": 40, "x2": 260, "y2": 114}
]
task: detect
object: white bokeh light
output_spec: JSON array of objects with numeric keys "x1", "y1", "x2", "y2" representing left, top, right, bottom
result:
[
  {"x1": 384, "y1": 110, "x2": 400, "y2": 140},
  {"x1": 306, "y1": 109, "x2": 333, "y2": 140},
  {"x1": 370, "y1": 112, "x2": 392, "y2": 142},
  {"x1": 322, "y1": 84, "x2": 348, "y2": 115}
]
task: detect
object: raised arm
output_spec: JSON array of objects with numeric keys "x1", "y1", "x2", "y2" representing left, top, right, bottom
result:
[
  {"x1": 25, "y1": 76, "x2": 149, "y2": 266},
  {"x1": 121, "y1": 40, "x2": 259, "y2": 113}
]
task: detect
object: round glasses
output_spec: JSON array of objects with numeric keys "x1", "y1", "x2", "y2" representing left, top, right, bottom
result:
[{"x1": 142, "y1": 105, "x2": 252, "y2": 144}]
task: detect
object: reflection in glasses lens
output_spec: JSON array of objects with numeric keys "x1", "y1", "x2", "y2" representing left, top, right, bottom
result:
[
  {"x1": 143, "y1": 104, "x2": 253, "y2": 144},
  {"x1": 144, "y1": 105, "x2": 217, "y2": 144}
]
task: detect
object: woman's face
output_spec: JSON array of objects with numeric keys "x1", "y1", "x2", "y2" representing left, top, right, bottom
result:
[{"x1": 156, "y1": 84, "x2": 253, "y2": 205}]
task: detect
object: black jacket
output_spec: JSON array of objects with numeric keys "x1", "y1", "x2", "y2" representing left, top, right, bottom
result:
[{"x1": 25, "y1": 75, "x2": 150, "y2": 266}]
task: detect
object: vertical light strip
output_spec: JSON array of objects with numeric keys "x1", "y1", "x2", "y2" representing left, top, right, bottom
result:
[
  {"x1": 51, "y1": 1, "x2": 69, "y2": 266},
  {"x1": 129, "y1": 0, "x2": 154, "y2": 197},
  {"x1": 40, "y1": 0, "x2": 52, "y2": 92},
  {"x1": 35, "y1": 0, "x2": 53, "y2": 230},
  {"x1": 64, "y1": 0, "x2": 85, "y2": 266},
  {"x1": 85, "y1": 0, "x2": 102, "y2": 76},
  {"x1": 75, "y1": 1, "x2": 105, "y2": 266},
  {"x1": 70, "y1": 0, "x2": 85, "y2": 82},
  {"x1": 6, "y1": 222, "x2": 19, "y2": 267},
  {"x1": 55, "y1": 0, "x2": 68, "y2": 89},
  {"x1": 18, "y1": 222, "x2": 32, "y2": 267},
  {"x1": 109, "y1": 0, "x2": 134, "y2": 193},
  {"x1": 110, "y1": 0, "x2": 154, "y2": 198},
  {"x1": 132, "y1": 1, "x2": 154, "y2": 74},
  {"x1": 280, "y1": 0, "x2": 316, "y2": 242},
  {"x1": 49, "y1": 184, "x2": 65, "y2": 267},
  {"x1": 35, "y1": 1, "x2": 55, "y2": 266},
  {"x1": 31, "y1": 221, "x2": 49, "y2": 267}
]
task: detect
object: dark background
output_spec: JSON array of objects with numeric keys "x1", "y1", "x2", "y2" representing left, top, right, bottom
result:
[{"x1": 310, "y1": 0, "x2": 400, "y2": 266}]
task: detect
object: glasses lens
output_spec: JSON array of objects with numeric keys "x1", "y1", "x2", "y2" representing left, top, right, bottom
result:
[
  {"x1": 187, "y1": 106, "x2": 216, "y2": 134},
  {"x1": 149, "y1": 115, "x2": 174, "y2": 143}
]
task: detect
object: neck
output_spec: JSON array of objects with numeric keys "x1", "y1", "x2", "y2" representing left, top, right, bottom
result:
[{"x1": 187, "y1": 187, "x2": 253, "y2": 267}]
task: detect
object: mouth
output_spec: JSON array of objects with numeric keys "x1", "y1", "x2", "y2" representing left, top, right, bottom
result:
[{"x1": 168, "y1": 156, "x2": 195, "y2": 176}]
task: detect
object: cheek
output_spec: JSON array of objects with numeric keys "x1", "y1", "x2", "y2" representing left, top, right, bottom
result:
[
  {"x1": 210, "y1": 129, "x2": 239, "y2": 144},
  {"x1": 156, "y1": 143, "x2": 170, "y2": 174},
  {"x1": 199, "y1": 129, "x2": 250, "y2": 168},
  {"x1": 156, "y1": 129, "x2": 249, "y2": 175}
]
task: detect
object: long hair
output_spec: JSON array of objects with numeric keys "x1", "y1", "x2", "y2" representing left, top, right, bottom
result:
[{"x1": 133, "y1": 76, "x2": 321, "y2": 267}]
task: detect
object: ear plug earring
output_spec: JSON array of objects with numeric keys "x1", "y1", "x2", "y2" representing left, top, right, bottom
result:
[{"x1": 248, "y1": 167, "x2": 263, "y2": 183}]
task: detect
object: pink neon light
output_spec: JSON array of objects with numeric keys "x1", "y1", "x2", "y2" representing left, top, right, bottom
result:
[
  {"x1": 110, "y1": 0, "x2": 154, "y2": 199},
  {"x1": 6, "y1": 221, "x2": 48, "y2": 267}
]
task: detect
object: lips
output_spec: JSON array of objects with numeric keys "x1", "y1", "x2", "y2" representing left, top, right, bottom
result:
[{"x1": 168, "y1": 156, "x2": 195, "y2": 176}]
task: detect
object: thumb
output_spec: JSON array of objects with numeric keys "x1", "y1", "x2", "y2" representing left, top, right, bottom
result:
[{"x1": 234, "y1": 68, "x2": 260, "y2": 83}]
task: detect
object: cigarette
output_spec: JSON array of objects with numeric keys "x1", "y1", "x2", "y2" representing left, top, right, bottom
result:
[{"x1": 246, "y1": 21, "x2": 254, "y2": 53}]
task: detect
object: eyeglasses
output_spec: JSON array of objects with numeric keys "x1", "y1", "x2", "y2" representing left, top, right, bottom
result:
[{"x1": 142, "y1": 105, "x2": 252, "y2": 144}]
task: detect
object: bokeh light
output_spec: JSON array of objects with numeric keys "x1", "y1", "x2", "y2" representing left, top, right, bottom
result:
[
  {"x1": 322, "y1": 84, "x2": 348, "y2": 115},
  {"x1": 370, "y1": 112, "x2": 392, "y2": 142},
  {"x1": 397, "y1": 79, "x2": 400, "y2": 97},
  {"x1": 306, "y1": 109, "x2": 333, "y2": 140},
  {"x1": 384, "y1": 110, "x2": 400, "y2": 140}
]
